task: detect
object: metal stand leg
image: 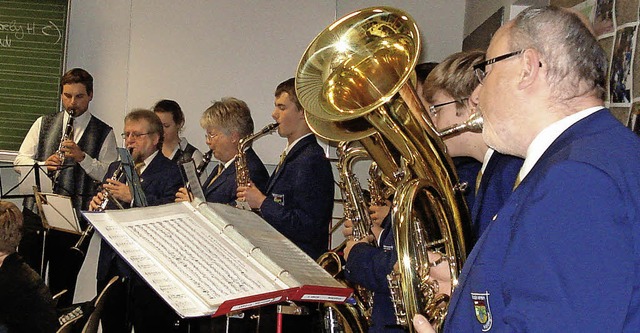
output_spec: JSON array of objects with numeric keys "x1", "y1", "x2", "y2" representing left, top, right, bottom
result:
[
  {"x1": 276, "y1": 303, "x2": 309, "y2": 333},
  {"x1": 40, "y1": 229, "x2": 48, "y2": 278}
]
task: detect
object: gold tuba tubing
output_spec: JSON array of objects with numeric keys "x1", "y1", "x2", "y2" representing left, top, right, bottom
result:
[{"x1": 296, "y1": 6, "x2": 472, "y2": 332}]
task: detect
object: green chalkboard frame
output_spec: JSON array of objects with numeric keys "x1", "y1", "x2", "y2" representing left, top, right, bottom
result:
[{"x1": 0, "y1": 0, "x2": 69, "y2": 152}]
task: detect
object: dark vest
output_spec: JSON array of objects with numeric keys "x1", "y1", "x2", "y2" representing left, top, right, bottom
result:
[{"x1": 35, "y1": 112, "x2": 112, "y2": 213}]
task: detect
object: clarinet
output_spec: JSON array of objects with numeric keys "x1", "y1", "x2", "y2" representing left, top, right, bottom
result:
[
  {"x1": 52, "y1": 109, "x2": 75, "y2": 190},
  {"x1": 196, "y1": 150, "x2": 213, "y2": 177}
]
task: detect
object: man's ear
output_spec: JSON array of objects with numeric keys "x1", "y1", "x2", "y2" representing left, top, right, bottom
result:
[{"x1": 518, "y1": 49, "x2": 542, "y2": 89}]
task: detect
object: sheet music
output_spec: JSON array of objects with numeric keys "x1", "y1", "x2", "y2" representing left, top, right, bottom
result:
[
  {"x1": 124, "y1": 213, "x2": 279, "y2": 306},
  {"x1": 202, "y1": 203, "x2": 344, "y2": 287},
  {"x1": 39, "y1": 193, "x2": 80, "y2": 233}
]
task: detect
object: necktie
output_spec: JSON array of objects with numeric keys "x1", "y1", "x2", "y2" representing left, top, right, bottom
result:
[
  {"x1": 134, "y1": 162, "x2": 145, "y2": 176},
  {"x1": 274, "y1": 151, "x2": 287, "y2": 174},
  {"x1": 208, "y1": 164, "x2": 224, "y2": 187},
  {"x1": 512, "y1": 173, "x2": 522, "y2": 191}
]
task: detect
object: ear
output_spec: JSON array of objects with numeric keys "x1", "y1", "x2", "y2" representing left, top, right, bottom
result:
[
  {"x1": 88, "y1": 91, "x2": 94, "y2": 102},
  {"x1": 469, "y1": 85, "x2": 481, "y2": 112},
  {"x1": 518, "y1": 49, "x2": 542, "y2": 89}
]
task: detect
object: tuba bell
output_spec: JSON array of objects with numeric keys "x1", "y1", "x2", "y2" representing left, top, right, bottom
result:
[{"x1": 296, "y1": 7, "x2": 473, "y2": 332}]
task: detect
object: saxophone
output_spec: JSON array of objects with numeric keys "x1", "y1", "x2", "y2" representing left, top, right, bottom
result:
[
  {"x1": 235, "y1": 123, "x2": 278, "y2": 210},
  {"x1": 317, "y1": 141, "x2": 374, "y2": 333}
]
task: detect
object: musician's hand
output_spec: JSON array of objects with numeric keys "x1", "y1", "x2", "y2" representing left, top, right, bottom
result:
[
  {"x1": 60, "y1": 139, "x2": 86, "y2": 163},
  {"x1": 392, "y1": 251, "x2": 452, "y2": 298},
  {"x1": 343, "y1": 236, "x2": 373, "y2": 261},
  {"x1": 103, "y1": 178, "x2": 132, "y2": 203},
  {"x1": 412, "y1": 314, "x2": 436, "y2": 333},
  {"x1": 237, "y1": 182, "x2": 266, "y2": 209},
  {"x1": 369, "y1": 200, "x2": 391, "y2": 227},
  {"x1": 89, "y1": 192, "x2": 105, "y2": 211},
  {"x1": 44, "y1": 154, "x2": 62, "y2": 172},
  {"x1": 341, "y1": 218, "x2": 354, "y2": 237},
  {"x1": 175, "y1": 187, "x2": 193, "y2": 202}
]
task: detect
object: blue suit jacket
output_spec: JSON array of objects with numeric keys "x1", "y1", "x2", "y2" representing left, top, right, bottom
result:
[
  {"x1": 260, "y1": 135, "x2": 334, "y2": 260},
  {"x1": 470, "y1": 152, "x2": 522, "y2": 245},
  {"x1": 453, "y1": 156, "x2": 482, "y2": 212},
  {"x1": 96, "y1": 152, "x2": 183, "y2": 281},
  {"x1": 202, "y1": 147, "x2": 269, "y2": 205},
  {"x1": 445, "y1": 110, "x2": 640, "y2": 332}
]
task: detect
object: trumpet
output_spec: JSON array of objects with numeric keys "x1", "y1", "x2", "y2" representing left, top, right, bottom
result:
[
  {"x1": 52, "y1": 109, "x2": 75, "y2": 190},
  {"x1": 71, "y1": 157, "x2": 127, "y2": 256}
]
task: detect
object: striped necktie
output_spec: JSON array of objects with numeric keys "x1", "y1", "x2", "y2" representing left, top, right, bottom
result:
[
  {"x1": 274, "y1": 151, "x2": 287, "y2": 174},
  {"x1": 208, "y1": 164, "x2": 224, "y2": 187}
]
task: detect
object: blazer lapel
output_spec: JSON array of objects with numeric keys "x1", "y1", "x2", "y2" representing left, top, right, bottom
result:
[{"x1": 266, "y1": 135, "x2": 313, "y2": 193}]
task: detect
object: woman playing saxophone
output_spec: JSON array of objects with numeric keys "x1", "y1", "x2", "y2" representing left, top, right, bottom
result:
[{"x1": 175, "y1": 97, "x2": 269, "y2": 205}]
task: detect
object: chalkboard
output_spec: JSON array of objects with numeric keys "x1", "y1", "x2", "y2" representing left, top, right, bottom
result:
[{"x1": 0, "y1": 0, "x2": 69, "y2": 152}]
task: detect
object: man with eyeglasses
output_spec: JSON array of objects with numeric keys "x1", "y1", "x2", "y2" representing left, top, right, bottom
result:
[
  {"x1": 415, "y1": 6, "x2": 640, "y2": 333},
  {"x1": 90, "y1": 109, "x2": 183, "y2": 333},
  {"x1": 13, "y1": 68, "x2": 118, "y2": 307}
]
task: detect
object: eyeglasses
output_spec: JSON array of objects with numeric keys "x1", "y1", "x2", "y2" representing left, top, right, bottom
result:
[
  {"x1": 428, "y1": 98, "x2": 468, "y2": 117},
  {"x1": 121, "y1": 132, "x2": 150, "y2": 140},
  {"x1": 204, "y1": 132, "x2": 220, "y2": 141},
  {"x1": 473, "y1": 50, "x2": 525, "y2": 84}
]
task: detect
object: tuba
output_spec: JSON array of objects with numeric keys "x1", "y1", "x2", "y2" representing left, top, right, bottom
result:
[{"x1": 296, "y1": 7, "x2": 476, "y2": 332}]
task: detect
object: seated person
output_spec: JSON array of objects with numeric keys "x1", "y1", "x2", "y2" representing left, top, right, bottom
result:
[
  {"x1": 90, "y1": 109, "x2": 184, "y2": 333},
  {"x1": 176, "y1": 97, "x2": 269, "y2": 204},
  {"x1": 0, "y1": 201, "x2": 58, "y2": 333}
]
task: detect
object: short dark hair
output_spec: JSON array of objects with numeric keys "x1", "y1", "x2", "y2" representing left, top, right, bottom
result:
[
  {"x1": 275, "y1": 78, "x2": 303, "y2": 111},
  {"x1": 0, "y1": 201, "x2": 23, "y2": 253},
  {"x1": 152, "y1": 99, "x2": 185, "y2": 128},
  {"x1": 125, "y1": 109, "x2": 164, "y2": 150},
  {"x1": 60, "y1": 68, "x2": 93, "y2": 95}
]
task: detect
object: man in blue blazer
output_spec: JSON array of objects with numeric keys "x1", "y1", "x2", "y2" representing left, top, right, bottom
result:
[
  {"x1": 470, "y1": 149, "x2": 522, "y2": 245},
  {"x1": 175, "y1": 97, "x2": 269, "y2": 206},
  {"x1": 238, "y1": 78, "x2": 334, "y2": 261},
  {"x1": 90, "y1": 109, "x2": 183, "y2": 333},
  {"x1": 417, "y1": 6, "x2": 640, "y2": 333}
]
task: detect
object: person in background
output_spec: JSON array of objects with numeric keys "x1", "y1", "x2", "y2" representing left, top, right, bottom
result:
[
  {"x1": 13, "y1": 67, "x2": 118, "y2": 306},
  {"x1": 175, "y1": 97, "x2": 269, "y2": 205},
  {"x1": 152, "y1": 99, "x2": 204, "y2": 166},
  {"x1": 425, "y1": 6, "x2": 640, "y2": 332},
  {"x1": 90, "y1": 109, "x2": 183, "y2": 333},
  {"x1": 0, "y1": 200, "x2": 58, "y2": 333}
]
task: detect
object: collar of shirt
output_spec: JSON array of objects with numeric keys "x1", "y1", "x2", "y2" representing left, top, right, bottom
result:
[
  {"x1": 480, "y1": 148, "x2": 495, "y2": 174},
  {"x1": 222, "y1": 156, "x2": 236, "y2": 170},
  {"x1": 283, "y1": 132, "x2": 313, "y2": 155},
  {"x1": 139, "y1": 150, "x2": 159, "y2": 174},
  {"x1": 63, "y1": 110, "x2": 92, "y2": 142},
  {"x1": 519, "y1": 106, "x2": 604, "y2": 181}
]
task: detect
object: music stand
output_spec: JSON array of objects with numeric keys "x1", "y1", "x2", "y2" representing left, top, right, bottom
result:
[
  {"x1": 117, "y1": 148, "x2": 147, "y2": 207},
  {"x1": 180, "y1": 159, "x2": 206, "y2": 204}
]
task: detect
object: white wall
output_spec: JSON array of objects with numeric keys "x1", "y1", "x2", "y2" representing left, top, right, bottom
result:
[{"x1": 66, "y1": 0, "x2": 465, "y2": 165}]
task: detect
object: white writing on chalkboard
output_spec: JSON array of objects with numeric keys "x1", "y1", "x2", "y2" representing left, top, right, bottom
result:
[{"x1": 0, "y1": 20, "x2": 61, "y2": 47}]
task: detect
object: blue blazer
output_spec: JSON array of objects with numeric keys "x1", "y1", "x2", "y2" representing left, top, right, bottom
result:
[
  {"x1": 345, "y1": 218, "x2": 403, "y2": 333},
  {"x1": 453, "y1": 156, "x2": 482, "y2": 212},
  {"x1": 444, "y1": 110, "x2": 640, "y2": 332},
  {"x1": 96, "y1": 152, "x2": 183, "y2": 281},
  {"x1": 260, "y1": 135, "x2": 334, "y2": 260},
  {"x1": 202, "y1": 147, "x2": 269, "y2": 205},
  {"x1": 470, "y1": 152, "x2": 522, "y2": 245}
]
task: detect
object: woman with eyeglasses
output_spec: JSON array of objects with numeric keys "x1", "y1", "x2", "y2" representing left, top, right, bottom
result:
[
  {"x1": 152, "y1": 99, "x2": 204, "y2": 167},
  {"x1": 175, "y1": 97, "x2": 269, "y2": 206}
]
